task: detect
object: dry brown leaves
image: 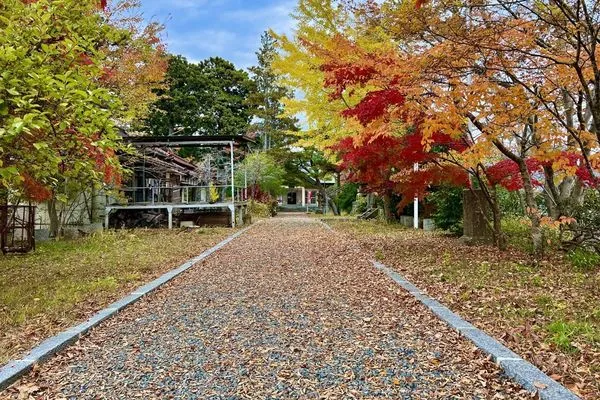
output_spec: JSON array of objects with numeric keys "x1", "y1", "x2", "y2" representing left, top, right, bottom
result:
[
  {"x1": 329, "y1": 219, "x2": 599, "y2": 399},
  {"x1": 3, "y1": 217, "x2": 532, "y2": 399},
  {"x1": 0, "y1": 228, "x2": 234, "y2": 366}
]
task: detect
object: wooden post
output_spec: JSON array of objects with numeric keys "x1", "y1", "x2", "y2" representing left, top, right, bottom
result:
[{"x1": 244, "y1": 166, "x2": 247, "y2": 201}]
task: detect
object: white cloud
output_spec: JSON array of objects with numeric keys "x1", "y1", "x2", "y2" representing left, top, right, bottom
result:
[
  {"x1": 141, "y1": 0, "x2": 298, "y2": 69},
  {"x1": 221, "y1": 1, "x2": 296, "y2": 35},
  {"x1": 167, "y1": 29, "x2": 237, "y2": 54},
  {"x1": 214, "y1": 1, "x2": 297, "y2": 69},
  {"x1": 169, "y1": 0, "x2": 209, "y2": 8}
]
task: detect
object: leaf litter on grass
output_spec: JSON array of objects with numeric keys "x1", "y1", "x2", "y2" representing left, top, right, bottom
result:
[
  {"x1": 328, "y1": 218, "x2": 599, "y2": 399},
  {"x1": 0, "y1": 228, "x2": 234, "y2": 366}
]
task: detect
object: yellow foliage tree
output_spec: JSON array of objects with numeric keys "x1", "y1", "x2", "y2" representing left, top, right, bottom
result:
[{"x1": 274, "y1": 0, "x2": 600, "y2": 255}]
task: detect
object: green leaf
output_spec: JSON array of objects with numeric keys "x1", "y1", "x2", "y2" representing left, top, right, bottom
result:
[
  {"x1": 0, "y1": 166, "x2": 19, "y2": 179},
  {"x1": 33, "y1": 142, "x2": 49, "y2": 150}
]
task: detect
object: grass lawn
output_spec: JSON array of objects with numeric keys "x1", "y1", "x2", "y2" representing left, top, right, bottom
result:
[
  {"x1": 0, "y1": 228, "x2": 234, "y2": 365},
  {"x1": 326, "y1": 218, "x2": 600, "y2": 399}
]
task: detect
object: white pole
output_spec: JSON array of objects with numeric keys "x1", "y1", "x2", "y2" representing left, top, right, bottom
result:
[
  {"x1": 104, "y1": 207, "x2": 110, "y2": 230},
  {"x1": 244, "y1": 166, "x2": 247, "y2": 201},
  {"x1": 230, "y1": 141, "x2": 235, "y2": 227},
  {"x1": 413, "y1": 163, "x2": 419, "y2": 229},
  {"x1": 306, "y1": 191, "x2": 309, "y2": 213}
]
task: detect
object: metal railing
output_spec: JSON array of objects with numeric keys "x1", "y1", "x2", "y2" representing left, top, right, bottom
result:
[{"x1": 117, "y1": 185, "x2": 248, "y2": 205}]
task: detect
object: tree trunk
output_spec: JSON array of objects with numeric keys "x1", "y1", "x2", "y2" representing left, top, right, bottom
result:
[
  {"x1": 90, "y1": 187, "x2": 97, "y2": 222},
  {"x1": 472, "y1": 171, "x2": 506, "y2": 250},
  {"x1": 489, "y1": 188, "x2": 506, "y2": 250},
  {"x1": 328, "y1": 197, "x2": 340, "y2": 216},
  {"x1": 47, "y1": 197, "x2": 60, "y2": 238},
  {"x1": 518, "y1": 160, "x2": 543, "y2": 256},
  {"x1": 382, "y1": 192, "x2": 393, "y2": 223}
]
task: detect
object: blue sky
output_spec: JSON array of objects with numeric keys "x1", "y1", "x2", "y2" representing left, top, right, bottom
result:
[{"x1": 138, "y1": 0, "x2": 297, "y2": 70}]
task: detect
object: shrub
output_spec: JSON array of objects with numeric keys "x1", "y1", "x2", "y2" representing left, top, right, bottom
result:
[
  {"x1": 497, "y1": 187, "x2": 525, "y2": 217},
  {"x1": 268, "y1": 200, "x2": 278, "y2": 217},
  {"x1": 503, "y1": 216, "x2": 561, "y2": 253},
  {"x1": 563, "y1": 190, "x2": 600, "y2": 253},
  {"x1": 337, "y1": 183, "x2": 358, "y2": 214},
  {"x1": 209, "y1": 182, "x2": 219, "y2": 203},
  {"x1": 428, "y1": 186, "x2": 463, "y2": 235},
  {"x1": 247, "y1": 200, "x2": 271, "y2": 218},
  {"x1": 352, "y1": 195, "x2": 368, "y2": 215}
]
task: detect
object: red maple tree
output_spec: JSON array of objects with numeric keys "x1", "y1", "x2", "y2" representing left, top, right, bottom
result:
[
  {"x1": 333, "y1": 130, "x2": 469, "y2": 212},
  {"x1": 487, "y1": 153, "x2": 597, "y2": 192}
]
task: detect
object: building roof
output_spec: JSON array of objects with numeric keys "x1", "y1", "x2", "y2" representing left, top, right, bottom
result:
[
  {"x1": 123, "y1": 135, "x2": 255, "y2": 148},
  {"x1": 120, "y1": 147, "x2": 199, "y2": 179}
]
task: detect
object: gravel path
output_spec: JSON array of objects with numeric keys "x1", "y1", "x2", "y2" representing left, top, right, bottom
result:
[{"x1": 3, "y1": 217, "x2": 531, "y2": 399}]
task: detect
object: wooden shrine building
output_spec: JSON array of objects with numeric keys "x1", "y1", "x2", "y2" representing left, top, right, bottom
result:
[{"x1": 105, "y1": 135, "x2": 252, "y2": 229}]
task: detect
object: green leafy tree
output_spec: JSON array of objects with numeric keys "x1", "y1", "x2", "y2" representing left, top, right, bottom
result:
[
  {"x1": 144, "y1": 56, "x2": 255, "y2": 137},
  {"x1": 236, "y1": 152, "x2": 286, "y2": 198},
  {"x1": 283, "y1": 147, "x2": 340, "y2": 215},
  {"x1": 248, "y1": 32, "x2": 298, "y2": 150},
  {"x1": 0, "y1": 0, "x2": 128, "y2": 236}
]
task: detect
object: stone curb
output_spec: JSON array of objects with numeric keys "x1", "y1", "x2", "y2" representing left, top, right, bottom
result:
[
  {"x1": 317, "y1": 219, "x2": 579, "y2": 400},
  {"x1": 371, "y1": 260, "x2": 580, "y2": 400},
  {"x1": 317, "y1": 219, "x2": 335, "y2": 231},
  {"x1": 0, "y1": 225, "x2": 253, "y2": 391}
]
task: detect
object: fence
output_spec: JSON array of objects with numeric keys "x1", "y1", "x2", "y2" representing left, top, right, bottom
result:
[{"x1": 0, "y1": 205, "x2": 36, "y2": 254}]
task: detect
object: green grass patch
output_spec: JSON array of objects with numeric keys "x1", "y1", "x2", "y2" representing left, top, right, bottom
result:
[
  {"x1": 568, "y1": 248, "x2": 600, "y2": 271},
  {"x1": 547, "y1": 320, "x2": 599, "y2": 352},
  {"x1": 0, "y1": 228, "x2": 232, "y2": 364}
]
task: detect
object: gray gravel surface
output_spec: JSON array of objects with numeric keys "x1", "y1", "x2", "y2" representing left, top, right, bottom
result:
[{"x1": 3, "y1": 217, "x2": 532, "y2": 399}]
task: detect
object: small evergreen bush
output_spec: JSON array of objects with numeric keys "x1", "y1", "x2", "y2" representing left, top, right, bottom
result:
[
  {"x1": 428, "y1": 186, "x2": 463, "y2": 235},
  {"x1": 337, "y1": 183, "x2": 358, "y2": 214}
]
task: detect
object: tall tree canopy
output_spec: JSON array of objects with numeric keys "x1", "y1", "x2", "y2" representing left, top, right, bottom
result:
[
  {"x1": 0, "y1": 0, "x2": 167, "y2": 237},
  {"x1": 248, "y1": 31, "x2": 298, "y2": 150},
  {"x1": 103, "y1": 0, "x2": 168, "y2": 123},
  {"x1": 143, "y1": 56, "x2": 255, "y2": 136},
  {"x1": 0, "y1": 0, "x2": 126, "y2": 203}
]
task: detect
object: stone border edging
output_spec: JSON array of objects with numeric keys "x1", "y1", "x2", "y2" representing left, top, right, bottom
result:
[
  {"x1": 318, "y1": 219, "x2": 579, "y2": 400},
  {"x1": 0, "y1": 225, "x2": 253, "y2": 391},
  {"x1": 373, "y1": 259, "x2": 581, "y2": 400}
]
